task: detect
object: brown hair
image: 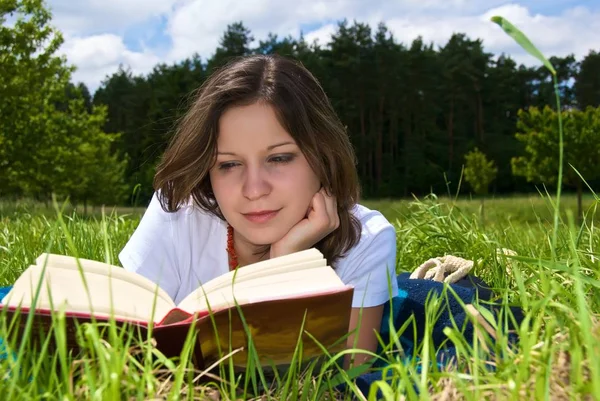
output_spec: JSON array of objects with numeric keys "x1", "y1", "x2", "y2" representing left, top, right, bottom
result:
[{"x1": 154, "y1": 54, "x2": 361, "y2": 266}]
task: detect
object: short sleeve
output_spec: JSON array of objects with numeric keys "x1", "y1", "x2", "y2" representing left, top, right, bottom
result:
[
  {"x1": 118, "y1": 192, "x2": 182, "y2": 301},
  {"x1": 336, "y1": 214, "x2": 399, "y2": 308}
]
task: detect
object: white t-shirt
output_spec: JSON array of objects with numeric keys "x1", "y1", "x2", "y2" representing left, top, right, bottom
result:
[{"x1": 118, "y1": 192, "x2": 399, "y2": 308}]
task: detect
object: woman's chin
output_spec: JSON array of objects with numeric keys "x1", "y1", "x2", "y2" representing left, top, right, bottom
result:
[{"x1": 238, "y1": 228, "x2": 286, "y2": 248}]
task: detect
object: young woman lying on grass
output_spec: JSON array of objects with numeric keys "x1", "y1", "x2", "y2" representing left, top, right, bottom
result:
[{"x1": 118, "y1": 54, "x2": 399, "y2": 368}]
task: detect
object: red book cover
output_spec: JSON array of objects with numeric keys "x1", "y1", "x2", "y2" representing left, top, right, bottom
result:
[{"x1": 0, "y1": 287, "x2": 353, "y2": 370}]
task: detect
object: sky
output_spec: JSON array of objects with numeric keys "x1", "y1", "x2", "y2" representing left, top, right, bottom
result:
[{"x1": 44, "y1": 0, "x2": 600, "y2": 94}]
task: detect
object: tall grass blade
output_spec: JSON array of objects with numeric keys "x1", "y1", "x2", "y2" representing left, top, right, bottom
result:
[
  {"x1": 490, "y1": 15, "x2": 564, "y2": 261},
  {"x1": 490, "y1": 16, "x2": 556, "y2": 75}
]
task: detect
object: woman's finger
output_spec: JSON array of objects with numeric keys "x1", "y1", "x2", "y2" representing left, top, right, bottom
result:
[
  {"x1": 309, "y1": 190, "x2": 327, "y2": 220},
  {"x1": 320, "y1": 188, "x2": 339, "y2": 230}
]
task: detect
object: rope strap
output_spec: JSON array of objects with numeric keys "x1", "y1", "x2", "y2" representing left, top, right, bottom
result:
[{"x1": 409, "y1": 248, "x2": 517, "y2": 284}]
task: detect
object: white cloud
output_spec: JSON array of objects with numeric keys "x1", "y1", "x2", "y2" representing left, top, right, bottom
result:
[
  {"x1": 61, "y1": 34, "x2": 160, "y2": 90},
  {"x1": 164, "y1": 0, "x2": 479, "y2": 61},
  {"x1": 165, "y1": 0, "x2": 351, "y2": 62},
  {"x1": 164, "y1": 1, "x2": 600, "y2": 66},
  {"x1": 164, "y1": 0, "x2": 483, "y2": 62},
  {"x1": 484, "y1": 4, "x2": 599, "y2": 65},
  {"x1": 385, "y1": 3, "x2": 600, "y2": 66},
  {"x1": 46, "y1": 0, "x2": 600, "y2": 93},
  {"x1": 48, "y1": 0, "x2": 179, "y2": 35},
  {"x1": 304, "y1": 24, "x2": 337, "y2": 46}
]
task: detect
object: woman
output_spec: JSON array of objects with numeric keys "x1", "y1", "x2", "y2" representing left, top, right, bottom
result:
[{"x1": 119, "y1": 54, "x2": 399, "y2": 367}]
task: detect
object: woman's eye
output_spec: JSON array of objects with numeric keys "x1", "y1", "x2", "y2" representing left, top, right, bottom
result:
[
  {"x1": 218, "y1": 162, "x2": 239, "y2": 171},
  {"x1": 268, "y1": 154, "x2": 296, "y2": 164}
]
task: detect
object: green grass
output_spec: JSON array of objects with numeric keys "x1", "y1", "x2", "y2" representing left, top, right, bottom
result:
[{"x1": 0, "y1": 193, "x2": 599, "y2": 400}]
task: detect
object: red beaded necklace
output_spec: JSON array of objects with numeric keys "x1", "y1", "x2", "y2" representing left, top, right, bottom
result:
[{"x1": 226, "y1": 224, "x2": 238, "y2": 270}]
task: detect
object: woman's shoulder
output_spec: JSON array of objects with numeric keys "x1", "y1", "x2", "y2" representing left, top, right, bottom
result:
[
  {"x1": 147, "y1": 191, "x2": 222, "y2": 224},
  {"x1": 350, "y1": 203, "x2": 395, "y2": 237},
  {"x1": 335, "y1": 202, "x2": 397, "y2": 264},
  {"x1": 335, "y1": 203, "x2": 398, "y2": 307},
  {"x1": 120, "y1": 192, "x2": 226, "y2": 260},
  {"x1": 127, "y1": 191, "x2": 225, "y2": 251}
]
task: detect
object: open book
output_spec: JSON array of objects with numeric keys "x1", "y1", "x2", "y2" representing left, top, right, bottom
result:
[{"x1": 0, "y1": 249, "x2": 354, "y2": 369}]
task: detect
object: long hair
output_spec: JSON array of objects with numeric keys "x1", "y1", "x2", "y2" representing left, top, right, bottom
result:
[{"x1": 154, "y1": 54, "x2": 361, "y2": 266}]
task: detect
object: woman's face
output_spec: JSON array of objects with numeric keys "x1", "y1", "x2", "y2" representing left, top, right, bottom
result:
[{"x1": 209, "y1": 102, "x2": 321, "y2": 246}]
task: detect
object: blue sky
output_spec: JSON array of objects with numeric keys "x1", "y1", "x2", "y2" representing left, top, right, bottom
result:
[
  {"x1": 123, "y1": 16, "x2": 171, "y2": 54},
  {"x1": 44, "y1": 0, "x2": 600, "y2": 93}
]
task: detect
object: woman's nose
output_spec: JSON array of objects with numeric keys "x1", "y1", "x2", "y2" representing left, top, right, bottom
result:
[{"x1": 241, "y1": 165, "x2": 272, "y2": 200}]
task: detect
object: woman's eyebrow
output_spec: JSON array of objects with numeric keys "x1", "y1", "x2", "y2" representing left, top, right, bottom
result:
[
  {"x1": 217, "y1": 141, "x2": 295, "y2": 155},
  {"x1": 267, "y1": 141, "x2": 294, "y2": 150}
]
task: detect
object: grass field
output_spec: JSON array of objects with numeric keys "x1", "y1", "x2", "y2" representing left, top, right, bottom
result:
[{"x1": 0, "y1": 192, "x2": 599, "y2": 400}]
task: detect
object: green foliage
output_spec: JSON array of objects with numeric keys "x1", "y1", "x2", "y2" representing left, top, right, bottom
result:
[
  {"x1": 208, "y1": 21, "x2": 255, "y2": 71},
  {"x1": 0, "y1": 0, "x2": 128, "y2": 205},
  {"x1": 512, "y1": 106, "x2": 600, "y2": 187},
  {"x1": 52, "y1": 100, "x2": 129, "y2": 206},
  {"x1": 463, "y1": 148, "x2": 498, "y2": 196},
  {"x1": 575, "y1": 50, "x2": 600, "y2": 108},
  {"x1": 511, "y1": 106, "x2": 600, "y2": 220},
  {"x1": 0, "y1": 0, "x2": 69, "y2": 195}
]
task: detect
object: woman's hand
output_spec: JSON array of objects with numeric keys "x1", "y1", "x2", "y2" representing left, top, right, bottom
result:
[{"x1": 270, "y1": 188, "x2": 339, "y2": 258}]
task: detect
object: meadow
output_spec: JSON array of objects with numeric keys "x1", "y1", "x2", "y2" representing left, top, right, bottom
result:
[{"x1": 0, "y1": 192, "x2": 598, "y2": 400}]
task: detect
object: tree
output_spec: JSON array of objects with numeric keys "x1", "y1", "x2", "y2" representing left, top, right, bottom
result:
[
  {"x1": 464, "y1": 147, "x2": 498, "y2": 222},
  {"x1": 528, "y1": 55, "x2": 578, "y2": 110},
  {"x1": 93, "y1": 57, "x2": 207, "y2": 204},
  {"x1": 0, "y1": 0, "x2": 69, "y2": 196},
  {"x1": 47, "y1": 100, "x2": 129, "y2": 211},
  {"x1": 328, "y1": 20, "x2": 375, "y2": 194},
  {"x1": 512, "y1": 106, "x2": 600, "y2": 220},
  {"x1": 207, "y1": 22, "x2": 254, "y2": 72},
  {"x1": 483, "y1": 54, "x2": 525, "y2": 193},
  {"x1": 439, "y1": 34, "x2": 492, "y2": 173},
  {"x1": 254, "y1": 32, "x2": 297, "y2": 56},
  {"x1": 0, "y1": 0, "x2": 128, "y2": 205},
  {"x1": 575, "y1": 50, "x2": 600, "y2": 108}
]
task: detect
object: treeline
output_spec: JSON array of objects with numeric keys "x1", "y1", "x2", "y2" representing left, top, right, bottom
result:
[
  {"x1": 91, "y1": 22, "x2": 600, "y2": 204},
  {"x1": 2, "y1": 1, "x2": 600, "y2": 207}
]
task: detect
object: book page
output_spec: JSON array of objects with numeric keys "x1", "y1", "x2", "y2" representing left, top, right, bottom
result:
[
  {"x1": 177, "y1": 264, "x2": 348, "y2": 313},
  {"x1": 179, "y1": 248, "x2": 326, "y2": 304},
  {"x1": 3, "y1": 259, "x2": 175, "y2": 324},
  {"x1": 35, "y1": 253, "x2": 173, "y2": 306}
]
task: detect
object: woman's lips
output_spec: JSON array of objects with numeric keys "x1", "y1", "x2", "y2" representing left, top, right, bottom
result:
[{"x1": 243, "y1": 209, "x2": 280, "y2": 223}]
